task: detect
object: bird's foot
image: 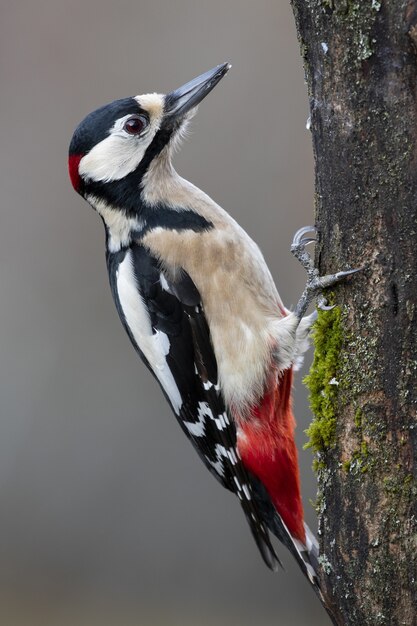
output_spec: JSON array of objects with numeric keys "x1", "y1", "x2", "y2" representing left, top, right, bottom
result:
[{"x1": 291, "y1": 226, "x2": 361, "y2": 321}]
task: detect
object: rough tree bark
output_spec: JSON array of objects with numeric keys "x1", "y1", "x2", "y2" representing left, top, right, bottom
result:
[{"x1": 290, "y1": 2, "x2": 417, "y2": 625}]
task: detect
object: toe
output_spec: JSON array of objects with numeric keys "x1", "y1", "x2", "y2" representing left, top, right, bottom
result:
[{"x1": 292, "y1": 225, "x2": 316, "y2": 246}]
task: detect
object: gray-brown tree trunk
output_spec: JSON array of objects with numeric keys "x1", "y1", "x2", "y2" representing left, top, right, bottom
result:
[{"x1": 290, "y1": 2, "x2": 417, "y2": 625}]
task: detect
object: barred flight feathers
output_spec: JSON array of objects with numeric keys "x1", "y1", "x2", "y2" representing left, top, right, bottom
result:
[{"x1": 108, "y1": 242, "x2": 280, "y2": 570}]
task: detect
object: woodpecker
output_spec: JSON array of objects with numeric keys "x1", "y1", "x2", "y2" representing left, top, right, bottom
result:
[{"x1": 68, "y1": 64, "x2": 355, "y2": 599}]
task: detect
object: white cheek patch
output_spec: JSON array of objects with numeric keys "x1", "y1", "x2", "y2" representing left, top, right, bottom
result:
[
  {"x1": 79, "y1": 127, "x2": 153, "y2": 183},
  {"x1": 79, "y1": 93, "x2": 164, "y2": 184},
  {"x1": 116, "y1": 250, "x2": 182, "y2": 414}
]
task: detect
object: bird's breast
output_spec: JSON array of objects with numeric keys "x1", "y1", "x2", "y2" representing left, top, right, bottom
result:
[{"x1": 141, "y1": 225, "x2": 285, "y2": 412}]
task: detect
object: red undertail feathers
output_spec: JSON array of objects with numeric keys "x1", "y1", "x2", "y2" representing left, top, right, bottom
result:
[{"x1": 237, "y1": 368, "x2": 306, "y2": 543}]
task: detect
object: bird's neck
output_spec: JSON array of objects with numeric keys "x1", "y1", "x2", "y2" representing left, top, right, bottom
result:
[
  {"x1": 141, "y1": 151, "x2": 234, "y2": 232},
  {"x1": 142, "y1": 146, "x2": 215, "y2": 217},
  {"x1": 88, "y1": 152, "x2": 217, "y2": 254},
  {"x1": 87, "y1": 194, "x2": 144, "y2": 253}
]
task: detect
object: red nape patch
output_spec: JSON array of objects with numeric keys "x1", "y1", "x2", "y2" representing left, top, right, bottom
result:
[
  {"x1": 68, "y1": 154, "x2": 83, "y2": 191},
  {"x1": 237, "y1": 369, "x2": 306, "y2": 543}
]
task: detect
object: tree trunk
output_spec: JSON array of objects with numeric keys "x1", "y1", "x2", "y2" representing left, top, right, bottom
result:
[{"x1": 290, "y1": 2, "x2": 417, "y2": 625}]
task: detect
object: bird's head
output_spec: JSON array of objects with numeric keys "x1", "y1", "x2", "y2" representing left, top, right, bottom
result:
[{"x1": 68, "y1": 63, "x2": 231, "y2": 210}]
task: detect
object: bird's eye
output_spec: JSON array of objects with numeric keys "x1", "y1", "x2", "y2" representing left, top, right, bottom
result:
[{"x1": 124, "y1": 115, "x2": 148, "y2": 135}]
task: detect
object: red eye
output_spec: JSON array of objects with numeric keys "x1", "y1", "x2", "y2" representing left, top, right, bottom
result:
[{"x1": 124, "y1": 115, "x2": 148, "y2": 135}]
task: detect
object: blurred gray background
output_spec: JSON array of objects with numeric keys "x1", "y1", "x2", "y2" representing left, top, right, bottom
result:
[{"x1": 0, "y1": 1, "x2": 325, "y2": 625}]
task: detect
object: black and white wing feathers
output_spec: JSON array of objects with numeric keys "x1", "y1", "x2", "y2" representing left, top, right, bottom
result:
[{"x1": 107, "y1": 242, "x2": 280, "y2": 571}]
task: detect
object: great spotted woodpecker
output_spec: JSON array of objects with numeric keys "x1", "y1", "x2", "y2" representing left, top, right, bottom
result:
[{"x1": 68, "y1": 64, "x2": 356, "y2": 599}]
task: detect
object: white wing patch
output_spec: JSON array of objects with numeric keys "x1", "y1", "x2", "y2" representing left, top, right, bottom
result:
[{"x1": 116, "y1": 251, "x2": 182, "y2": 414}]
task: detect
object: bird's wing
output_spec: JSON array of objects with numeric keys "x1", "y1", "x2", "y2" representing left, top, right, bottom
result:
[{"x1": 108, "y1": 242, "x2": 280, "y2": 570}]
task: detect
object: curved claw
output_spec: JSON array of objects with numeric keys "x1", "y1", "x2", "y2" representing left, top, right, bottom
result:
[
  {"x1": 317, "y1": 266, "x2": 363, "y2": 289},
  {"x1": 334, "y1": 267, "x2": 363, "y2": 280},
  {"x1": 290, "y1": 237, "x2": 316, "y2": 252},
  {"x1": 317, "y1": 296, "x2": 335, "y2": 311},
  {"x1": 292, "y1": 225, "x2": 316, "y2": 247},
  {"x1": 300, "y1": 237, "x2": 316, "y2": 246}
]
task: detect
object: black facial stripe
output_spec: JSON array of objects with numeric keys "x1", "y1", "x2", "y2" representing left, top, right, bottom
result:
[
  {"x1": 138, "y1": 124, "x2": 174, "y2": 175},
  {"x1": 98, "y1": 199, "x2": 213, "y2": 247},
  {"x1": 136, "y1": 203, "x2": 214, "y2": 237},
  {"x1": 69, "y1": 97, "x2": 141, "y2": 156}
]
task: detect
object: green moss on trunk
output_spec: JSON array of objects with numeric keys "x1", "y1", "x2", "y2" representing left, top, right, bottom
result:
[{"x1": 304, "y1": 304, "x2": 343, "y2": 457}]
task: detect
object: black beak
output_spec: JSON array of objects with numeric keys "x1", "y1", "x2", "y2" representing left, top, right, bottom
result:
[{"x1": 165, "y1": 63, "x2": 231, "y2": 119}]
